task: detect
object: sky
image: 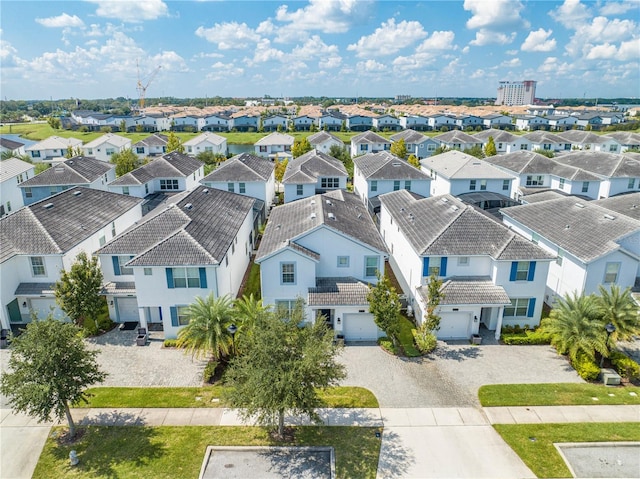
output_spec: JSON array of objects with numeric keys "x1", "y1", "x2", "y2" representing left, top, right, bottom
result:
[{"x1": 0, "y1": 0, "x2": 638, "y2": 101}]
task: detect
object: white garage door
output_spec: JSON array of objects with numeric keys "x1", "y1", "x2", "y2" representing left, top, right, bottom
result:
[
  {"x1": 343, "y1": 313, "x2": 379, "y2": 341},
  {"x1": 116, "y1": 297, "x2": 139, "y2": 322},
  {"x1": 439, "y1": 311, "x2": 471, "y2": 339},
  {"x1": 29, "y1": 298, "x2": 65, "y2": 321}
]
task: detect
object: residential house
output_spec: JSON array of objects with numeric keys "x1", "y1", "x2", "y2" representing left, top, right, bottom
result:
[
  {"x1": 293, "y1": 115, "x2": 317, "y2": 131},
  {"x1": 254, "y1": 132, "x2": 294, "y2": 160},
  {"x1": 82, "y1": 133, "x2": 131, "y2": 162},
  {"x1": 318, "y1": 111, "x2": 346, "y2": 131},
  {"x1": 353, "y1": 151, "x2": 431, "y2": 214},
  {"x1": 171, "y1": 114, "x2": 205, "y2": 132},
  {"x1": 390, "y1": 129, "x2": 438, "y2": 158},
  {"x1": 346, "y1": 114, "x2": 374, "y2": 132},
  {"x1": 183, "y1": 132, "x2": 227, "y2": 157},
  {"x1": 255, "y1": 190, "x2": 388, "y2": 341},
  {"x1": 0, "y1": 137, "x2": 26, "y2": 157},
  {"x1": 263, "y1": 115, "x2": 290, "y2": 132},
  {"x1": 399, "y1": 115, "x2": 429, "y2": 131},
  {"x1": 202, "y1": 113, "x2": 231, "y2": 132},
  {"x1": 307, "y1": 131, "x2": 344, "y2": 154},
  {"x1": 282, "y1": 150, "x2": 348, "y2": 203},
  {"x1": 19, "y1": 156, "x2": 115, "y2": 205},
  {"x1": 420, "y1": 150, "x2": 516, "y2": 197},
  {"x1": 132, "y1": 134, "x2": 168, "y2": 160},
  {"x1": 108, "y1": 151, "x2": 204, "y2": 198},
  {"x1": 546, "y1": 115, "x2": 579, "y2": 130},
  {"x1": 473, "y1": 129, "x2": 520, "y2": 154},
  {"x1": 432, "y1": 130, "x2": 482, "y2": 152},
  {"x1": 0, "y1": 158, "x2": 34, "y2": 217},
  {"x1": 97, "y1": 187, "x2": 256, "y2": 337},
  {"x1": 427, "y1": 114, "x2": 457, "y2": 131},
  {"x1": 593, "y1": 192, "x2": 640, "y2": 221},
  {"x1": 350, "y1": 131, "x2": 391, "y2": 158},
  {"x1": 481, "y1": 114, "x2": 513, "y2": 129},
  {"x1": 379, "y1": 191, "x2": 554, "y2": 339},
  {"x1": 605, "y1": 132, "x2": 640, "y2": 153},
  {"x1": 455, "y1": 114, "x2": 483, "y2": 130},
  {"x1": 501, "y1": 197, "x2": 640, "y2": 303},
  {"x1": 230, "y1": 114, "x2": 259, "y2": 132},
  {"x1": 0, "y1": 187, "x2": 142, "y2": 330},
  {"x1": 131, "y1": 114, "x2": 172, "y2": 132},
  {"x1": 373, "y1": 114, "x2": 402, "y2": 131},
  {"x1": 556, "y1": 130, "x2": 621, "y2": 153},
  {"x1": 514, "y1": 115, "x2": 549, "y2": 131},
  {"x1": 575, "y1": 113, "x2": 605, "y2": 130},
  {"x1": 522, "y1": 131, "x2": 571, "y2": 153},
  {"x1": 25, "y1": 136, "x2": 83, "y2": 163}
]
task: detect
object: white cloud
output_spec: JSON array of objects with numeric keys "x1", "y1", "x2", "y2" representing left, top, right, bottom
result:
[
  {"x1": 538, "y1": 56, "x2": 573, "y2": 75},
  {"x1": 357, "y1": 59, "x2": 386, "y2": 73},
  {"x1": 193, "y1": 52, "x2": 224, "y2": 59},
  {"x1": 521, "y1": 28, "x2": 556, "y2": 52},
  {"x1": 599, "y1": 0, "x2": 638, "y2": 16},
  {"x1": 151, "y1": 51, "x2": 189, "y2": 72},
  {"x1": 347, "y1": 18, "x2": 427, "y2": 57},
  {"x1": 291, "y1": 35, "x2": 341, "y2": 67},
  {"x1": 549, "y1": 0, "x2": 592, "y2": 29},
  {"x1": 470, "y1": 69, "x2": 486, "y2": 79},
  {"x1": 565, "y1": 16, "x2": 638, "y2": 57},
  {"x1": 506, "y1": 49, "x2": 518, "y2": 55},
  {"x1": 87, "y1": 0, "x2": 169, "y2": 23},
  {"x1": 36, "y1": 13, "x2": 84, "y2": 28},
  {"x1": 470, "y1": 29, "x2": 515, "y2": 46},
  {"x1": 245, "y1": 39, "x2": 285, "y2": 65},
  {"x1": 464, "y1": 0, "x2": 528, "y2": 29},
  {"x1": 195, "y1": 22, "x2": 261, "y2": 50},
  {"x1": 275, "y1": 0, "x2": 374, "y2": 34},
  {"x1": 501, "y1": 58, "x2": 521, "y2": 67},
  {"x1": 415, "y1": 31, "x2": 455, "y2": 52},
  {"x1": 617, "y1": 38, "x2": 640, "y2": 61},
  {"x1": 585, "y1": 43, "x2": 618, "y2": 59},
  {"x1": 206, "y1": 62, "x2": 244, "y2": 81}
]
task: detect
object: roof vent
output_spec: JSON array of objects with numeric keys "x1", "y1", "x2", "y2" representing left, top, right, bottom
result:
[
  {"x1": 68, "y1": 160, "x2": 74, "y2": 165},
  {"x1": 203, "y1": 188, "x2": 209, "y2": 194},
  {"x1": 472, "y1": 162, "x2": 481, "y2": 165},
  {"x1": 603, "y1": 214, "x2": 616, "y2": 220},
  {"x1": 73, "y1": 190, "x2": 82, "y2": 196},
  {"x1": 451, "y1": 205, "x2": 459, "y2": 211},
  {"x1": 328, "y1": 212, "x2": 336, "y2": 220},
  {"x1": 310, "y1": 213, "x2": 317, "y2": 219},
  {"x1": 326, "y1": 200, "x2": 333, "y2": 206},
  {"x1": 43, "y1": 203, "x2": 54, "y2": 209},
  {"x1": 392, "y1": 162, "x2": 401, "y2": 167},
  {"x1": 310, "y1": 200, "x2": 316, "y2": 205},
  {"x1": 565, "y1": 224, "x2": 570, "y2": 229},
  {"x1": 184, "y1": 203, "x2": 193, "y2": 210},
  {"x1": 575, "y1": 203, "x2": 585, "y2": 208},
  {"x1": 441, "y1": 198, "x2": 449, "y2": 203},
  {"x1": 54, "y1": 167, "x2": 64, "y2": 173}
]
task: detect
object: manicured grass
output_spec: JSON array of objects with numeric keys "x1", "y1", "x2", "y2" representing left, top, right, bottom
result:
[
  {"x1": 397, "y1": 314, "x2": 422, "y2": 357},
  {"x1": 80, "y1": 386, "x2": 378, "y2": 409},
  {"x1": 240, "y1": 262, "x2": 261, "y2": 299},
  {"x1": 479, "y1": 383, "x2": 640, "y2": 407},
  {"x1": 494, "y1": 422, "x2": 640, "y2": 478},
  {"x1": 33, "y1": 425, "x2": 382, "y2": 479}
]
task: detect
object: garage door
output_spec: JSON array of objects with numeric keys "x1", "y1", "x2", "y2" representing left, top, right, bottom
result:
[
  {"x1": 29, "y1": 298, "x2": 65, "y2": 321},
  {"x1": 438, "y1": 311, "x2": 471, "y2": 339},
  {"x1": 343, "y1": 313, "x2": 379, "y2": 341},
  {"x1": 116, "y1": 297, "x2": 139, "y2": 322}
]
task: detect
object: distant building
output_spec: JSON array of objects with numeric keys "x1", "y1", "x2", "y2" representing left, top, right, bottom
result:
[{"x1": 495, "y1": 81, "x2": 537, "y2": 106}]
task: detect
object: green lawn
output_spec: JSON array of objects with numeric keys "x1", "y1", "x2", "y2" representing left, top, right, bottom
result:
[
  {"x1": 80, "y1": 386, "x2": 379, "y2": 409},
  {"x1": 239, "y1": 262, "x2": 261, "y2": 299},
  {"x1": 479, "y1": 383, "x2": 640, "y2": 407},
  {"x1": 33, "y1": 425, "x2": 382, "y2": 479},
  {"x1": 494, "y1": 422, "x2": 640, "y2": 478},
  {"x1": 397, "y1": 314, "x2": 422, "y2": 357}
]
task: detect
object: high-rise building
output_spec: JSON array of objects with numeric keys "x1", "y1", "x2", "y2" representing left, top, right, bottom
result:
[{"x1": 495, "y1": 80, "x2": 536, "y2": 106}]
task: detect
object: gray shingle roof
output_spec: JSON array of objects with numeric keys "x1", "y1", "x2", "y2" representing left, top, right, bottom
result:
[
  {"x1": 282, "y1": 150, "x2": 348, "y2": 184},
  {"x1": 522, "y1": 131, "x2": 567, "y2": 144},
  {"x1": 308, "y1": 131, "x2": 343, "y2": 146},
  {"x1": 14, "y1": 283, "x2": 56, "y2": 295},
  {"x1": 605, "y1": 132, "x2": 640, "y2": 145},
  {"x1": 0, "y1": 137, "x2": 25, "y2": 150},
  {"x1": 132, "y1": 134, "x2": 167, "y2": 148},
  {"x1": 390, "y1": 129, "x2": 427, "y2": 143},
  {"x1": 379, "y1": 190, "x2": 554, "y2": 260},
  {"x1": 0, "y1": 158, "x2": 33, "y2": 182},
  {"x1": 419, "y1": 277, "x2": 511, "y2": 305},
  {"x1": 553, "y1": 151, "x2": 640, "y2": 178},
  {"x1": 256, "y1": 191, "x2": 387, "y2": 262},
  {"x1": 351, "y1": 131, "x2": 389, "y2": 145},
  {"x1": 254, "y1": 132, "x2": 294, "y2": 146},
  {"x1": 420, "y1": 151, "x2": 514, "y2": 180},
  {"x1": 521, "y1": 189, "x2": 572, "y2": 203},
  {"x1": 109, "y1": 151, "x2": 203, "y2": 186},
  {"x1": 202, "y1": 153, "x2": 274, "y2": 182},
  {"x1": 101, "y1": 282, "x2": 137, "y2": 295},
  {"x1": 593, "y1": 192, "x2": 640, "y2": 221},
  {"x1": 354, "y1": 152, "x2": 431, "y2": 180},
  {"x1": 501, "y1": 196, "x2": 640, "y2": 262},
  {"x1": 19, "y1": 156, "x2": 112, "y2": 187},
  {"x1": 433, "y1": 130, "x2": 479, "y2": 144},
  {"x1": 556, "y1": 130, "x2": 609, "y2": 144},
  {"x1": 0, "y1": 187, "x2": 142, "y2": 263},
  {"x1": 473, "y1": 128, "x2": 519, "y2": 143},
  {"x1": 484, "y1": 150, "x2": 600, "y2": 181},
  {"x1": 308, "y1": 277, "x2": 371, "y2": 306}
]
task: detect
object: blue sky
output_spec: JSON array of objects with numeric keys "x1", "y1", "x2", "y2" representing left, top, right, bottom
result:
[{"x1": 1, "y1": 0, "x2": 638, "y2": 100}]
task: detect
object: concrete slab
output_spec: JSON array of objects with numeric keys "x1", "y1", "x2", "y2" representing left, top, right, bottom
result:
[
  {"x1": 508, "y1": 407, "x2": 543, "y2": 424},
  {"x1": 557, "y1": 406, "x2": 596, "y2": 423},
  {"x1": 163, "y1": 408, "x2": 195, "y2": 426},
  {"x1": 136, "y1": 408, "x2": 169, "y2": 426},
  {"x1": 529, "y1": 406, "x2": 571, "y2": 423},
  {"x1": 0, "y1": 423, "x2": 51, "y2": 479},
  {"x1": 432, "y1": 408, "x2": 464, "y2": 426},
  {"x1": 1, "y1": 411, "x2": 34, "y2": 427},
  {"x1": 350, "y1": 408, "x2": 383, "y2": 426},
  {"x1": 457, "y1": 407, "x2": 488, "y2": 426},
  {"x1": 408, "y1": 408, "x2": 437, "y2": 426},
  {"x1": 219, "y1": 408, "x2": 247, "y2": 426},
  {"x1": 379, "y1": 408, "x2": 414, "y2": 427},
  {"x1": 483, "y1": 407, "x2": 516, "y2": 424},
  {"x1": 190, "y1": 408, "x2": 223, "y2": 426},
  {"x1": 0, "y1": 408, "x2": 11, "y2": 423}
]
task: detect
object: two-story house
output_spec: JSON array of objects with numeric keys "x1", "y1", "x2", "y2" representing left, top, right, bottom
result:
[
  {"x1": 522, "y1": 131, "x2": 571, "y2": 153},
  {"x1": 0, "y1": 188, "x2": 142, "y2": 330},
  {"x1": 82, "y1": 133, "x2": 131, "y2": 162},
  {"x1": 350, "y1": 131, "x2": 391, "y2": 158},
  {"x1": 379, "y1": 191, "x2": 554, "y2": 340},
  {"x1": 255, "y1": 190, "x2": 388, "y2": 341},
  {"x1": 373, "y1": 114, "x2": 402, "y2": 131},
  {"x1": 263, "y1": 115, "x2": 290, "y2": 132},
  {"x1": 346, "y1": 114, "x2": 374, "y2": 132},
  {"x1": 25, "y1": 136, "x2": 83, "y2": 163},
  {"x1": 307, "y1": 131, "x2": 344, "y2": 154},
  {"x1": 0, "y1": 158, "x2": 34, "y2": 217},
  {"x1": 132, "y1": 134, "x2": 168, "y2": 159},
  {"x1": 293, "y1": 115, "x2": 318, "y2": 131},
  {"x1": 390, "y1": 129, "x2": 438, "y2": 159},
  {"x1": 254, "y1": 132, "x2": 294, "y2": 160},
  {"x1": 399, "y1": 115, "x2": 429, "y2": 131},
  {"x1": 473, "y1": 129, "x2": 520, "y2": 154},
  {"x1": 0, "y1": 137, "x2": 26, "y2": 157},
  {"x1": 282, "y1": 150, "x2": 348, "y2": 203},
  {"x1": 201, "y1": 113, "x2": 231, "y2": 132},
  {"x1": 183, "y1": 132, "x2": 227, "y2": 157},
  {"x1": 432, "y1": 130, "x2": 482, "y2": 152},
  {"x1": 481, "y1": 114, "x2": 513, "y2": 129},
  {"x1": 318, "y1": 111, "x2": 346, "y2": 131}
]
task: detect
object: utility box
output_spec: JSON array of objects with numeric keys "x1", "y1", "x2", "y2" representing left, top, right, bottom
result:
[{"x1": 600, "y1": 368, "x2": 621, "y2": 386}]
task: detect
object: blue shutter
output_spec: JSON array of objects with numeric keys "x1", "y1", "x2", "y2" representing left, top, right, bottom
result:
[
  {"x1": 422, "y1": 257, "x2": 429, "y2": 276},
  {"x1": 166, "y1": 268, "x2": 174, "y2": 289},
  {"x1": 440, "y1": 257, "x2": 448, "y2": 277},
  {"x1": 509, "y1": 262, "x2": 517, "y2": 281},
  {"x1": 527, "y1": 298, "x2": 536, "y2": 318},
  {"x1": 527, "y1": 261, "x2": 536, "y2": 282},
  {"x1": 112, "y1": 256, "x2": 121, "y2": 276},
  {"x1": 199, "y1": 268, "x2": 207, "y2": 289},
  {"x1": 170, "y1": 306, "x2": 178, "y2": 326}
]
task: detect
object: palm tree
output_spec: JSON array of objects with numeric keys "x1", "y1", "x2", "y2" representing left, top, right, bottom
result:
[
  {"x1": 176, "y1": 293, "x2": 234, "y2": 360},
  {"x1": 543, "y1": 292, "x2": 607, "y2": 363},
  {"x1": 595, "y1": 285, "x2": 640, "y2": 343},
  {"x1": 233, "y1": 294, "x2": 269, "y2": 336}
]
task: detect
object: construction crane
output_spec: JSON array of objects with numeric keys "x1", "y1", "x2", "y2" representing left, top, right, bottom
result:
[{"x1": 136, "y1": 60, "x2": 161, "y2": 110}]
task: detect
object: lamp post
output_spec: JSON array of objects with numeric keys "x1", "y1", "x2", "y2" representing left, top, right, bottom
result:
[
  {"x1": 227, "y1": 323, "x2": 238, "y2": 356},
  {"x1": 600, "y1": 322, "x2": 616, "y2": 367}
]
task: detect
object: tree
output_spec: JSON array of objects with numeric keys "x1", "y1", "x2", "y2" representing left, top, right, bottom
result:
[
  {"x1": 595, "y1": 285, "x2": 640, "y2": 343},
  {"x1": 274, "y1": 157, "x2": 288, "y2": 185},
  {"x1": 119, "y1": 119, "x2": 127, "y2": 133},
  {"x1": 328, "y1": 145, "x2": 353, "y2": 177},
  {"x1": 65, "y1": 145, "x2": 83, "y2": 159},
  {"x1": 110, "y1": 148, "x2": 139, "y2": 176},
  {"x1": 291, "y1": 137, "x2": 312, "y2": 158},
  {"x1": 463, "y1": 145, "x2": 485, "y2": 158},
  {"x1": 390, "y1": 138, "x2": 407, "y2": 159},
  {"x1": 54, "y1": 252, "x2": 104, "y2": 329},
  {"x1": 533, "y1": 148, "x2": 555, "y2": 158},
  {"x1": 233, "y1": 294, "x2": 269, "y2": 349},
  {"x1": 423, "y1": 274, "x2": 444, "y2": 332},
  {"x1": 177, "y1": 293, "x2": 235, "y2": 360},
  {"x1": 223, "y1": 301, "x2": 345, "y2": 437},
  {"x1": 484, "y1": 136, "x2": 497, "y2": 157},
  {"x1": 196, "y1": 150, "x2": 226, "y2": 168},
  {"x1": 0, "y1": 318, "x2": 106, "y2": 438},
  {"x1": 407, "y1": 154, "x2": 420, "y2": 168},
  {"x1": 166, "y1": 131, "x2": 184, "y2": 153},
  {"x1": 431, "y1": 145, "x2": 449, "y2": 156},
  {"x1": 367, "y1": 272, "x2": 401, "y2": 347},
  {"x1": 47, "y1": 116, "x2": 61, "y2": 129}
]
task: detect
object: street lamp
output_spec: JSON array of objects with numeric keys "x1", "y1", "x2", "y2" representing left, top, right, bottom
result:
[
  {"x1": 227, "y1": 323, "x2": 238, "y2": 356},
  {"x1": 600, "y1": 322, "x2": 616, "y2": 367}
]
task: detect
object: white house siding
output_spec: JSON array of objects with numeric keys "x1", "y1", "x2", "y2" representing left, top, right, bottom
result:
[
  {"x1": 260, "y1": 250, "x2": 317, "y2": 310},
  {"x1": 185, "y1": 139, "x2": 227, "y2": 156},
  {"x1": 355, "y1": 175, "x2": 431, "y2": 204},
  {"x1": 607, "y1": 177, "x2": 640, "y2": 198},
  {"x1": 312, "y1": 138, "x2": 343, "y2": 154},
  {"x1": 204, "y1": 179, "x2": 275, "y2": 206},
  {"x1": 1, "y1": 168, "x2": 34, "y2": 217},
  {"x1": 284, "y1": 183, "x2": 316, "y2": 203},
  {"x1": 83, "y1": 140, "x2": 131, "y2": 163}
]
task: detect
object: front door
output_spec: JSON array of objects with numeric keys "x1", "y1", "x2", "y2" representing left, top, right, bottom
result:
[
  {"x1": 480, "y1": 307, "x2": 491, "y2": 327},
  {"x1": 7, "y1": 299, "x2": 22, "y2": 323}
]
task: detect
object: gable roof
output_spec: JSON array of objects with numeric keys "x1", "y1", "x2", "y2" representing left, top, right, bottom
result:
[
  {"x1": 522, "y1": 131, "x2": 566, "y2": 144},
  {"x1": 19, "y1": 156, "x2": 112, "y2": 187},
  {"x1": 132, "y1": 134, "x2": 168, "y2": 148},
  {"x1": 473, "y1": 128, "x2": 519, "y2": 143},
  {"x1": 484, "y1": 151, "x2": 600, "y2": 181},
  {"x1": 501, "y1": 196, "x2": 640, "y2": 262},
  {"x1": 83, "y1": 133, "x2": 130, "y2": 149},
  {"x1": 282, "y1": 150, "x2": 348, "y2": 184},
  {"x1": 593, "y1": 192, "x2": 640, "y2": 221},
  {"x1": 109, "y1": 151, "x2": 204, "y2": 186},
  {"x1": 556, "y1": 130, "x2": 610, "y2": 144},
  {"x1": 420, "y1": 150, "x2": 514, "y2": 180},
  {"x1": 390, "y1": 129, "x2": 428, "y2": 143},
  {"x1": 0, "y1": 137, "x2": 25, "y2": 150},
  {"x1": 605, "y1": 132, "x2": 640, "y2": 145},
  {"x1": 351, "y1": 131, "x2": 389, "y2": 145},
  {"x1": 433, "y1": 130, "x2": 479, "y2": 144},
  {"x1": 183, "y1": 131, "x2": 226, "y2": 147},
  {"x1": 256, "y1": 190, "x2": 387, "y2": 262},
  {"x1": 0, "y1": 158, "x2": 33, "y2": 182},
  {"x1": 254, "y1": 132, "x2": 294, "y2": 146},
  {"x1": 552, "y1": 151, "x2": 640, "y2": 178},
  {"x1": 202, "y1": 153, "x2": 274, "y2": 182},
  {"x1": 25, "y1": 136, "x2": 83, "y2": 151},
  {"x1": 379, "y1": 190, "x2": 553, "y2": 260},
  {"x1": 0, "y1": 187, "x2": 142, "y2": 263},
  {"x1": 307, "y1": 131, "x2": 343, "y2": 146},
  {"x1": 100, "y1": 186, "x2": 255, "y2": 266},
  {"x1": 354, "y1": 151, "x2": 431, "y2": 180}
]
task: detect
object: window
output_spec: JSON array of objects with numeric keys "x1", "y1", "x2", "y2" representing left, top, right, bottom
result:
[
  {"x1": 337, "y1": 256, "x2": 349, "y2": 268},
  {"x1": 177, "y1": 305, "x2": 190, "y2": 326},
  {"x1": 239, "y1": 183, "x2": 246, "y2": 194},
  {"x1": 23, "y1": 187, "x2": 32, "y2": 199},
  {"x1": 504, "y1": 298, "x2": 531, "y2": 317},
  {"x1": 204, "y1": 146, "x2": 213, "y2": 152},
  {"x1": 31, "y1": 150, "x2": 41, "y2": 158},
  {"x1": 520, "y1": 144, "x2": 528, "y2": 150},
  {"x1": 136, "y1": 147, "x2": 145, "y2": 154},
  {"x1": 172, "y1": 267, "x2": 201, "y2": 288},
  {"x1": 404, "y1": 180, "x2": 411, "y2": 191},
  {"x1": 604, "y1": 262, "x2": 620, "y2": 284},
  {"x1": 543, "y1": 144, "x2": 551, "y2": 150},
  {"x1": 160, "y1": 179, "x2": 179, "y2": 190},
  {"x1": 458, "y1": 257, "x2": 469, "y2": 266},
  {"x1": 296, "y1": 184, "x2": 304, "y2": 196},
  {"x1": 122, "y1": 186, "x2": 130, "y2": 195},
  {"x1": 30, "y1": 256, "x2": 46, "y2": 276},
  {"x1": 111, "y1": 222, "x2": 116, "y2": 237},
  {"x1": 281, "y1": 262, "x2": 295, "y2": 284},
  {"x1": 259, "y1": 145, "x2": 267, "y2": 152},
  {"x1": 628, "y1": 178, "x2": 635, "y2": 189},
  {"x1": 106, "y1": 148, "x2": 115, "y2": 156},
  {"x1": 321, "y1": 177, "x2": 339, "y2": 189},
  {"x1": 480, "y1": 179, "x2": 487, "y2": 191},
  {"x1": 428, "y1": 263, "x2": 440, "y2": 276},
  {"x1": 99, "y1": 235, "x2": 106, "y2": 247},
  {"x1": 469, "y1": 180, "x2": 476, "y2": 190},
  {"x1": 609, "y1": 144, "x2": 618, "y2": 152},
  {"x1": 514, "y1": 261, "x2": 531, "y2": 281},
  {"x1": 275, "y1": 300, "x2": 296, "y2": 318},
  {"x1": 371, "y1": 180, "x2": 377, "y2": 192},
  {"x1": 559, "y1": 178, "x2": 565, "y2": 189},
  {"x1": 117, "y1": 256, "x2": 133, "y2": 275},
  {"x1": 393, "y1": 180, "x2": 400, "y2": 191},
  {"x1": 360, "y1": 144, "x2": 368, "y2": 151},
  {"x1": 581, "y1": 181, "x2": 589, "y2": 193},
  {"x1": 144, "y1": 268, "x2": 153, "y2": 276},
  {"x1": 365, "y1": 256, "x2": 379, "y2": 277},
  {"x1": 526, "y1": 175, "x2": 544, "y2": 186},
  {"x1": 502, "y1": 180, "x2": 510, "y2": 191},
  {"x1": 145, "y1": 183, "x2": 149, "y2": 195},
  {"x1": 556, "y1": 249, "x2": 564, "y2": 266},
  {"x1": 228, "y1": 183, "x2": 235, "y2": 192},
  {"x1": 531, "y1": 233, "x2": 540, "y2": 245}
]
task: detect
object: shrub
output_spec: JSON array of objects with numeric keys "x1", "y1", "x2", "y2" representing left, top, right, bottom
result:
[
  {"x1": 163, "y1": 339, "x2": 177, "y2": 348},
  {"x1": 412, "y1": 329, "x2": 437, "y2": 354},
  {"x1": 572, "y1": 352, "x2": 600, "y2": 381},
  {"x1": 377, "y1": 336, "x2": 396, "y2": 355},
  {"x1": 502, "y1": 329, "x2": 552, "y2": 345},
  {"x1": 203, "y1": 360, "x2": 219, "y2": 384},
  {"x1": 610, "y1": 351, "x2": 640, "y2": 380}
]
